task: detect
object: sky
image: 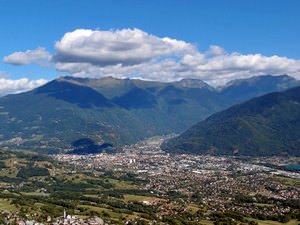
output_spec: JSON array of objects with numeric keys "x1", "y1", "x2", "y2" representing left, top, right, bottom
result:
[{"x1": 0, "y1": 0, "x2": 300, "y2": 95}]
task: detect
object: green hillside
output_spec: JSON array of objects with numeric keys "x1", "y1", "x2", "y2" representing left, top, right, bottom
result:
[
  {"x1": 0, "y1": 75, "x2": 298, "y2": 153},
  {"x1": 0, "y1": 77, "x2": 221, "y2": 152},
  {"x1": 162, "y1": 86, "x2": 300, "y2": 156}
]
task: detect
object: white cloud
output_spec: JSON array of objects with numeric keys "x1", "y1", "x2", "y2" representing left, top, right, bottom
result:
[
  {"x1": 192, "y1": 53, "x2": 300, "y2": 86},
  {"x1": 3, "y1": 28, "x2": 300, "y2": 86},
  {"x1": 206, "y1": 45, "x2": 226, "y2": 56},
  {"x1": 3, "y1": 48, "x2": 51, "y2": 66},
  {"x1": 0, "y1": 78, "x2": 47, "y2": 96},
  {"x1": 56, "y1": 51, "x2": 300, "y2": 86},
  {"x1": 54, "y1": 28, "x2": 195, "y2": 66},
  {"x1": 52, "y1": 29, "x2": 300, "y2": 86}
]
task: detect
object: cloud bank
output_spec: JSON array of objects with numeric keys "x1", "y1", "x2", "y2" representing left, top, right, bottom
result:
[
  {"x1": 3, "y1": 48, "x2": 51, "y2": 66},
  {"x1": 3, "y1": 28, "x2": 300, "y2": 86},
  {"x1": 0, "y1": 78, "x2": 47, "y2": 97},
  {"x1": 54, "y1": 28, "x2": 194, "y2": 66}
]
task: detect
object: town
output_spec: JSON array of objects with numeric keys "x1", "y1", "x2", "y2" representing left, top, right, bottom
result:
[
  {"x1": 0, "y1": 136, "x2": 299, "y2": 224},
  {"x1": 52, "y1": 136, "x2": 300, "y2": 224}
]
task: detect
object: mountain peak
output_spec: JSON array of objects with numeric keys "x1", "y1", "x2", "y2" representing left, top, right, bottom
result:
[
  {"x1": 174, "y1": 78, "x2": 213, "y2": 89},
  {"x1": 35, "y1": 79, "x2": 113, "y2": 108}
]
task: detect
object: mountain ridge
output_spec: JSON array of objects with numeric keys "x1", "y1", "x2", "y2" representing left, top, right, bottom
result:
[
  {"x1": 0, "y1": 74, "x2": 299, "y2": 153},
  {"x1": 162, "y1": 85, "x2": 300, "y2": 156}
]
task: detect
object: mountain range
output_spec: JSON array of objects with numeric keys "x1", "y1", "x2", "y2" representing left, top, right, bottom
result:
[
  {"x1": 162, "y1": 85, "x2": 300, "y2": 156},
  {"x1": 0, "y1": 74, "x2": 299, "y2": 153}
]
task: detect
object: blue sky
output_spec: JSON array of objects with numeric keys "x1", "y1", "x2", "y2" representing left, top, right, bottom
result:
[{"x1": 0, "y1": 0, "x2": 300, "y2": 95}]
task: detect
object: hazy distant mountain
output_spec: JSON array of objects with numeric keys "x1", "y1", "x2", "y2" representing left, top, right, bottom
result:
[
  {"x1": 220, "y1": 75, "x2": 300, "y2": 106},
  {"x1": 162, "y1": 86, "x2": 300, "y2": 156},
  {"x1": 0, "y1": 75, "x2": 298, "y2": 153}
]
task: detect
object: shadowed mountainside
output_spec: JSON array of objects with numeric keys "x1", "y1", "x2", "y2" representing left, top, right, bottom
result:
[
  {"x1": 0, "y1": 75, "x2": 299, "y2": 153},
  {"x1": 162, "y1": 86, "x2": 300, "y2": 156}
]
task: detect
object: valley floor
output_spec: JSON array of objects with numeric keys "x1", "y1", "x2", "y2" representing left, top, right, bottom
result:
[{"x1": 0, "y1": 136, "x2": 299, "y2": 224}]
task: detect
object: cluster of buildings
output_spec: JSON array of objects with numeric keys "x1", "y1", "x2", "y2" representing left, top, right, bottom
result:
[
  {"x1": 1, "y1": 209, "x2": 105, "y2": 225},
  {"x1": 53, "y1": 136, "x2": 300, "y2": 219},
  {"x1": 50, "y1": 209, "x2": 104, "y2": 225}
]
